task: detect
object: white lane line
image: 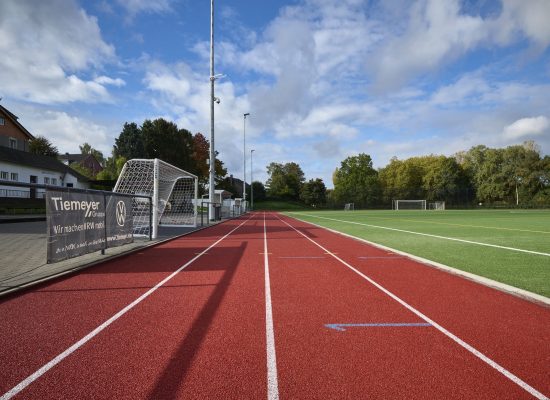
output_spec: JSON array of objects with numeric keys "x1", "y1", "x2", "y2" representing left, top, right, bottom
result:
[
  {"x1": 290, "y1": 212, "x2": 550, "y2": 257},
  {"x1": 264, "y1": 212, "x2": 280, "y2": 400},
  {"x1": 0, "y1": 217, "x2": 252, "y2": 400},
  {"x1": 277, "y1": 215, "x2": 548, "y2": 400}
]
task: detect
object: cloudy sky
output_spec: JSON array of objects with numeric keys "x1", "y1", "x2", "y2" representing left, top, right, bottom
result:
[{"x1": 1, "y1": 0, "x2": 549, "y2": 187}]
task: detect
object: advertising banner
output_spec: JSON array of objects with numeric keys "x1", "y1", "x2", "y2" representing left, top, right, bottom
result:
[
  {"x1": 46, "y1": 190, "x2": 133, "y2": 263},
  {"x1": 105, "y1": 194, "x2": 133, "y2": 248}
]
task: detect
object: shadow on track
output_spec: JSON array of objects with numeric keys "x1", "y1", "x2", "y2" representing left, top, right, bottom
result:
[{"x1": 146, "y1": 241, "x2": 247, "y2": 399}]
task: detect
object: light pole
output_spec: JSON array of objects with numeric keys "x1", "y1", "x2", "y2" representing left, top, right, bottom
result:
[
  {"x1": 208, "y1": 0, "x2": 216, "y2": 220},
  {"x1": 250, "y1": 149, "x2": 255, "y2": 211},
  {"x1": 243, "y1": 113, "x2": 250, "y2": 207}
]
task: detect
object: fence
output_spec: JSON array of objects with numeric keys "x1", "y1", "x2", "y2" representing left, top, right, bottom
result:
[{"x1": 0, "y1": 180, "x2": 155, "y2": 295}]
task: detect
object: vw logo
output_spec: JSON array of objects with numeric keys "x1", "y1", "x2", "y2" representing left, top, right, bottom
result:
[{"x1": 116, "y1": 201, "x2": 126, "y2": 226}]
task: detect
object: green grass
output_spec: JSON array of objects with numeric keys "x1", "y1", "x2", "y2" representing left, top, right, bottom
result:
[{"x1": 285, "y1": 209, "x2": 550, "y2": 298}]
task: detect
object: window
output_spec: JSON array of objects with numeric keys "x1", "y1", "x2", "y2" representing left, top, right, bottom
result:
[
  {"x1": 9, "y1": 138, "x2": 17, "y2": 149},
  {"x1": 52, "y1": 178, "x2": 57, "y2": 185},
  {"x1": 44, "y1": 177, "x2": 50, "y2": 184},
  {"x1": 1, "y1": 171, "x2": 8, "y2": 180},
  {"x1": 66, "y1": 183, "x2": 73, "y2": 188},
  {"x1": 0, "y1": 117, "x2": 5, "y2": 125},
  {"x1": 10, "y1": 173, "x2": 18, "y2": 181}
]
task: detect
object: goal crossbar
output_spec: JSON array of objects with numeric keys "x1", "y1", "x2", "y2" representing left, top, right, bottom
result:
[{"x1": 392, "y1": 199, "x2": 427, "y2": 210}]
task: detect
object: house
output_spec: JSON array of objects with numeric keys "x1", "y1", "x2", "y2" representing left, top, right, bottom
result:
[
  {"x1": 0, "y1": 104, "x2": 90, "y2": 199},
  {"x1": 0, "y1": 104, "x2": 34, "y2": 152},
  {"x1": 59, "y1": 153, "x2": 103, "y2": 176},
  {"x1": 225, "y1": 174, "x2": 250, "y2": 197}
]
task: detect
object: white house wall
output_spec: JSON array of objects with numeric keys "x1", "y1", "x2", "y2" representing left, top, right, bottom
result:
[{"x1": 0, "y1": 160, "x2": 89, "y2": 198}]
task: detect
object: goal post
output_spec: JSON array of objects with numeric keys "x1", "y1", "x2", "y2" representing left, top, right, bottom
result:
[
  {"x1": 344, "y1": 203, "x2": 354, "y2": 211},
  {"x1": 392, "y1": 199, "x2": 427, "y2": 210},
  {"x1": 428, "y1": 201, "x2": 445, "y2": 210},
  {"x1": 114, "y1": 159, "x2": 198, "y2": 239}
]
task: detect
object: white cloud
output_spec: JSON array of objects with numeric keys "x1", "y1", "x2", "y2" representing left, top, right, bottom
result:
[
  {"x1": 116, "y1": 0, "x2": 172, "y2": 19},
  {"x1": 0, "y1": 0, "x2": 119, "y2": 104},
  {"x1": 369, "y1": 0, "x2": 487, "y2": 90},
  {"x1": 503, "y1": 116, "x2": 549, "y2": 140},
  {"x1": 430, "y1": 75, "x2": 490, "y2": 106},
  {"x1": 94, "y1": 76, "x2": 126, "y2": 87},
  {"x1": 6, "y1": 103, "x2": 113, "y2": 155},
  {"x1": 493, "y1": 0, "x2": 550, "y2": 48},
  {"x1": 368, "y1": 0, "x2": 550, "y2": 91}
]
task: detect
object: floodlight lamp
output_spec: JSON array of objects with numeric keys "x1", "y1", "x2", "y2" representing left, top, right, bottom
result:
[{"x1": 210, "y1": 73, "x2": 226, "y2": 81}]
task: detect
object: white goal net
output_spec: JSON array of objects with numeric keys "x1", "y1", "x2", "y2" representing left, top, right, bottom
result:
[
  {"x1": 344, "y1": 203, "x2": 354, "y2": 211},
  {"x1": 114, "y1": 159, "x2": 198, "y2": 238},
  {"x1": 428, "y1": 201, "x2": 445, "y2": 210},
  {"x1": 392, "y1": 199, "x2": 427, "y2": 210}
]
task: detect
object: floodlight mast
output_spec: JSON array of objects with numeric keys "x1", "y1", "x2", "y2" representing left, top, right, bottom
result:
[
  {"x1": 243, "y1": 113, "x2": 250, "y2": 205},
  {"x1": 250, "y1": 149, "x2": 255, "y2": 211},
  {"x1": 209, "y1": 0, "x2": 215, "y2": 220}
]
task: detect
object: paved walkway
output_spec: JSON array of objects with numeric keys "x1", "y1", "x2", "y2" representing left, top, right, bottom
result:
[{"x1": 0, "y1": 218, "x2": 214, "y2": 297}]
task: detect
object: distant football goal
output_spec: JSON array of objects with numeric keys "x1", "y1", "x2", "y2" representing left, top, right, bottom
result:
[
  {"x1": 344, "y1": 203, "x2": 354, "y2": 211},
  {"x1": 392, "y1": 199, "x2": 427, "y2": 210},
  {"x1": 428, "y1": 201, "x2": 445, "y2": 210},
  {"x1": 114, "y1": 159, "x2": 198, "y2": 239}
]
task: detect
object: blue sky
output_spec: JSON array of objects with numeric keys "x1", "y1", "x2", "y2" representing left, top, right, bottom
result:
[{"x1": 1, "y1": 0, "x2": 549, "y2": 188}]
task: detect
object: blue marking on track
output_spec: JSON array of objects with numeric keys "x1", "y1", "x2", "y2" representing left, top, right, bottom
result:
[{"x1": 325, "y1": 323, "x2": 432, "y2": 331}]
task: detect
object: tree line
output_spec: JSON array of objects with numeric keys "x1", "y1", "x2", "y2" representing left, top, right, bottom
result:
[
  {"x1": 266, "y1": 140, "x2": 550, "y2": 208},
  {"x1": 28, "y1": 125, "x2": 549, "y2": 207},
  {"x1": 29, "y1": 118, "x2": 250, "y2": 196}
]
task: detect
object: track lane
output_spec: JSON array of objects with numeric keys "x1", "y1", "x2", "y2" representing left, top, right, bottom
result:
[
  {"x1": 1, "y1": 215, "x2": 267, "y2": 399},
  {"x1": 268, "y1": 213, "x2": 548, "y2": 399}
]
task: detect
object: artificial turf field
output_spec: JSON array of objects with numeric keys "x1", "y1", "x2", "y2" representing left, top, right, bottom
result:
[{"x1": 286, "y1": 209, "x2": 550, "y2": 298}]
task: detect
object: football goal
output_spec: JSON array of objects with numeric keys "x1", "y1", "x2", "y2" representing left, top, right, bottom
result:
[
  {"x1": 392, "y1": 199, "x2": 427, "y2": 210},
  {"x1": 428, "y1": 201, "x2": 445, "y2": 210},
  {"x1": 114, "y1": 159, "x2": 198, "y2": 239},
  {"x1": 344, "y1": 203, "x2": 354, "y2": 211}
]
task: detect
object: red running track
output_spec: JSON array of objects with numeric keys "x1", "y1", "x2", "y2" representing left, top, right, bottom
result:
[{"x1": 0, "y1": 212, "x2": 548, "y2": 399}]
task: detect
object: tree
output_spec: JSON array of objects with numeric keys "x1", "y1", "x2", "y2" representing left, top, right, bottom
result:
[
  {"x1": 96, "y1": 155, "x2": 126, "y2": 181},
  {"x1": 420, "y1": 156, "x2": 466, "y2": 202},
  {"x1": 111, "y1": 120, "x2": 228, "y2": 195},
  {"x1": 532, "y1": 155, "x2": 550, "y2": 206},
  {"x1": 251, "y1": 181, "x2": 267, "y2": 202},
  {"x1": 214, "y1": 155, "x2": 228, "y2": 185},
  {"x1": 501, "y1": 142, "x2": 542, "y2": 205},
  {"x1": 191, "y1": 132, "x2": 210, "y2": 188},
  {"x1": 79, "y1": 142, "x2": 105, "y2": 166},
  {"x1": 69, "y1": 163, "x2": 94, "y2": 179},
  {"x1": 266, "y1": 162, "x2": 305, "y2": 200},
  {"x1": 141, "y1": 118, "x2": 195, "y2": 172},
  {"x1": 29, "y1": 136, "x2": 59, "y2": 157},
  {"x1": 114, "y1": 122, "x2": 145, "y2": 160},
  {"x1": 300, "y1": 178, "x2": 326, "y2": 206},
  {"x1": 333, "y1": 153, "x2": 380, "y2": 208}
]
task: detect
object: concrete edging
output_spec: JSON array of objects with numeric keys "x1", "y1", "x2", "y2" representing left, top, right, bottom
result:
[{"x1": 289, "y1": 215, "x2": 550, "y2": 308}]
